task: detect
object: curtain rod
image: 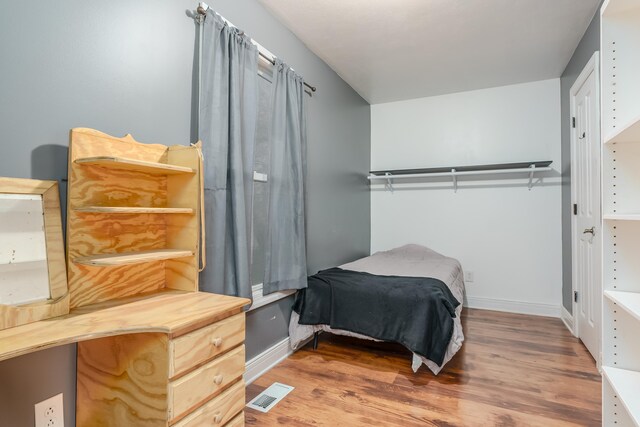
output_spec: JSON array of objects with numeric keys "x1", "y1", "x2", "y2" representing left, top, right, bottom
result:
[{"x1": 197, "y1": 3, "x2": 317, "y2": 93}]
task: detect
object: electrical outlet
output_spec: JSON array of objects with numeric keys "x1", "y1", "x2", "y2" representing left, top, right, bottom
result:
[
  {"x1": 35, "y1": 393, "x2": 64, "y2": 427},
  {"x1": 464, "y1": 271, "x2": 474, "y2": 283}
]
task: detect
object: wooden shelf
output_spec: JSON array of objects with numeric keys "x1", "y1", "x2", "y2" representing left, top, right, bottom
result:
[
  {"x1": 75, "y1": 156, "x2": 195, "y2": 175},
  {"x1": 74, "y1": 206, "x2": 194, "y2": 214},
  {"x1": 604, "y1": 213, "x2": 640, "y2": 221},
  {"x1": 602, "y1": 366, "x2": 640, "y2": 426},
  {"x1": 0, "y1": 291, "x2": 250, "y2": 362},
  {"x1": 605, "y1": 290, "x2": 640, "y2": 322},
  {"x1": 73, "y1": 249, "x2": 194, "y2": 267},
  {"x1": 0, "y1": 259, "x2": 47, "y2": 266},
  {"x1": 604, "y1": 114, "x2": 640, "y2": 145}
]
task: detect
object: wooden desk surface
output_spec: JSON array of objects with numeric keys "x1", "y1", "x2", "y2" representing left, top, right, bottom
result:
[{"x1": 0, "y1": 291, "x2": 250, "y2": 362}]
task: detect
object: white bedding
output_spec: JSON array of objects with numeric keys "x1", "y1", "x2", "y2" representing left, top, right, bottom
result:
[{"x1": 289, "y1": 244, "x2": 465, "y2": 374}]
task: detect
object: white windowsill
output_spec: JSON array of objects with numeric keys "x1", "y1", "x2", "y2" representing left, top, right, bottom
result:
[{"x1": 248, "y1": 283, "x2": 296, "y2": 311}]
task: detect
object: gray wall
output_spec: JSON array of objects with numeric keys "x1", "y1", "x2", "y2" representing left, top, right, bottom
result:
[
  {"x1": 0, "y1": 0, "x2": 370, "y2": 425},
  {"x1": 560, "y1": 2, "x2": 603, "y2": 313}
]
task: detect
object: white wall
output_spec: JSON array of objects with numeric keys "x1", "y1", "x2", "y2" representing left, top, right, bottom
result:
[{"x1": 370, "y1": 79, "x2": 562, "y2": 316}]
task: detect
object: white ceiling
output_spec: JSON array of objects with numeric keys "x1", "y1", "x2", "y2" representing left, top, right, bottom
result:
[{"x1": 258, "y1": 0, "x2": 601, "y2": 104}]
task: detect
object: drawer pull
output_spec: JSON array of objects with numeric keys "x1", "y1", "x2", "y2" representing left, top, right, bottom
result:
[
  {"x1": 213, "y1": 374, "x2": 224, "y2": 385},
  {"x1": 211, "y1": 337, "x2": 223, "y2": 347},
  {"x1": 213, "y1": 412, "x2": 223, "y2": 424}
]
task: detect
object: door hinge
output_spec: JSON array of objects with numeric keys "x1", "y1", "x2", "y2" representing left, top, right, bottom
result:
[
  {"x1": 573, "y1": 203, "x2": 578, "y2": 215},
  {"x1": 572, "y1": 117, "x2": 576, "y2": 128},
  {"x1": 574, "y1": 291, "x2": 578, "y2": 303}
]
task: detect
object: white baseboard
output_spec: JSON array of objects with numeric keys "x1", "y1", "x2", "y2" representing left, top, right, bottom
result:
[
  {"x1": 464, "y1": 296, "x2": 561, "y2": 318},
  {"x1": 244, "y1": 337, "x2": 293, "y2": 385},
  {"x1": 561, "y1": 306, "x2": 576, "y2": 336}
]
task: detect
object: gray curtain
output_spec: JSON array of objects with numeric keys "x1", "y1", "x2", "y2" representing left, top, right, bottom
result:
[
  {"x1": 263, "y1": 60, "x2": 308, "y2": 295},
  {"x1": 198, "y1": 11, "x2": 258, "y2": 300}
]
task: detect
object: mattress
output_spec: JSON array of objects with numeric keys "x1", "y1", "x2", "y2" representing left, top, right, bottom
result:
[{"x1": 289, "y1": 244, "x2": 465, "y2": 374}]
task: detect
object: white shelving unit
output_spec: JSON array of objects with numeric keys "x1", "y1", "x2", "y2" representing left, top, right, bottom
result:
[
  {"x1": 601, "y1": 1, "x2": 640, "y2": 425},
  {"x1": 603, "y1": 367, "x2": 640, "y2": 426}
]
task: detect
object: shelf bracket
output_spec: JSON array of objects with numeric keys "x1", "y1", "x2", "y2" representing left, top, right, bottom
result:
[
  {"x1": 452, "y1": 169, "x2": 457, "y2": 193},
  {"x1": 384, "y1": 172, "x2": 394, "y2": 192},
  {"x1": 527, "y1": 164, "x2": 536, "y2": 190}
]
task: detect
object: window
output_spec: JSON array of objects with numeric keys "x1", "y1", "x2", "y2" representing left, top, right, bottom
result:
[{"x1": 249, "y1": 62, "x2": 296, "y2": 310}]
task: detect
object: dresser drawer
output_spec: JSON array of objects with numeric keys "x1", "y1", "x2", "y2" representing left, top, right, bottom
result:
[
  {"x1": 169, "y1": 345, "x2": 245, "y2": 420},
  {"x1": 172, "y1": 380, "x2": 244, "y2": 427},
  {"x1": 170, "y1": 313, "x2": 245, "y2": 377}
]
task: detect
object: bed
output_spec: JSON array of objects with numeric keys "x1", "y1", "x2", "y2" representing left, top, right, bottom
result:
[{"x1": 289, "y1": 244, "x2": 465, "y2": 375}]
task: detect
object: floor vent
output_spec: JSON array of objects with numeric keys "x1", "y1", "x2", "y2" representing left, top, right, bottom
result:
[{"x1": 246, "y1": 382, "x2": 294, "y2": 413}]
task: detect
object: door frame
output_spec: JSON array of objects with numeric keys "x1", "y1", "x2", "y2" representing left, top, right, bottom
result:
[{"x1": 569, "y1": 51, "x2": 600, "y2": 347}]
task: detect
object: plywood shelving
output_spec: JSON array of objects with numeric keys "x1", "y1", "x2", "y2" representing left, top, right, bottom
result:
[
  {"x1": 0, "y1": 128, "x2": 252, "y2": 426},
  {"x1": 601, "y1": 1, "x2": 640, "y2": 424},
  {"x1": 75, "y1": 156, "x2": 196, "y2": 175},
  {"x1": 66, "y1": 128, "x2": 203, "y2": 308},
  {"x1": 74, "y1": 206, "x2": 194, "y2": 214},
  {"x1": 73, "y1": 249, "x2": 195, "y2": 267}
]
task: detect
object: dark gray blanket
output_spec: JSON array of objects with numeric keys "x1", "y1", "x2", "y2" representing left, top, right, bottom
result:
[{"x1": 293, "y1": 267, "x2": 460, "y2": 367}]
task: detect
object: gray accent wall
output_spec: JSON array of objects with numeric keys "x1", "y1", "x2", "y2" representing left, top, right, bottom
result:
[
  {"x1": 560, "y1": 2, "x2": 603, "y2": 313},
  {"x1": 0, "y1": 0, "x2": 370, "y2": 425}
]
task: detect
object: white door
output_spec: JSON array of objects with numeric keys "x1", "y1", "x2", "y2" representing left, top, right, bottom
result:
[{"x1": 571, "y1": 52, "x2": 601, "y2": 363}]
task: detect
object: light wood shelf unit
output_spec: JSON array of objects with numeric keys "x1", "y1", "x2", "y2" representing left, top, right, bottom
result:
[
  {"x1": 73, "y1": 249, "x2": 195, "y2": 267},
  {"x1": 601, "y1": 2, "x2": 640, "y2": 424},
  {"x1": 0, "y1": 129, "x2": 249, "y2": 426},
  {"x1": 74, "y1": 206, "x2": 194, "y2": 214},
  {"x1": 66, "y1": 128, "x2": 203, "y2": 308},
  {"x1": 75, "y1": 156, "x2": 196, "y2": 175}
]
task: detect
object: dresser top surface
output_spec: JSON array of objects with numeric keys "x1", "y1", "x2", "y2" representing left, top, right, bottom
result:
[{"x1": 0, "y1": 291, "x2": 250, "y2": 361}]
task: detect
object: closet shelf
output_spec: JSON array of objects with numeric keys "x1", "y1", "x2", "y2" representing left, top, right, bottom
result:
[
  {"x1": 605, "y1": 290, "x2": 640, "y2": 322},
  {"x1": 368, "y1": 161, "x2": 552, "y2": 192},
  {"x1": 74, "y1": 206, "x2": 194, "y2": 214},
  {"x1": 73, "y1": 249, "x2": 194, "y2": 267},
  {"x1": 602, "y1": 366, "x2": 640, "y2": 426},
  {"x1": 603, "y1": 213, "x2": 640, "y2": 221},
  {"x1": 75, "y1": 156, "x2": 195, "y2": 175},
  {"x1": 604, "y1": 113, "x2": 640, "y2": 145}
]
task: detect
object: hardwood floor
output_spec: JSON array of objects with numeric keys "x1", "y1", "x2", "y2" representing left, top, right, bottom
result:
[{"x1": 245, "y1": 308, "x2": 601, "y2": 426}]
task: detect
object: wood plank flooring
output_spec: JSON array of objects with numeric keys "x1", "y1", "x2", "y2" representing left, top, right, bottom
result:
[{"x1": 245, "y1": 308, "x2": 601, "y2": 426}]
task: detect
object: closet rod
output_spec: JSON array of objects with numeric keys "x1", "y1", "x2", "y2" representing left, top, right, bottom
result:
[{"x1": 196, "y1": 3, "x2": 317, "y2": 93}]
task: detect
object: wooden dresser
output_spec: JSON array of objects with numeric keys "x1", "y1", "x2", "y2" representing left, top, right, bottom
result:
[
  {"x1": 0, "y1": 291, "x2": 249, "y2": 426},
  {"x1": 0, "y1": 129, "x2": 249, "y2": 426},
  {"x1": 74, "y1": 292, "x2": 249, "y2": 426}
]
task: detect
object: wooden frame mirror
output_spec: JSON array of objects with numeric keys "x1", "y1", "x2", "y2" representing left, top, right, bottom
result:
[{"x1": 0, "y1": 177, "x2": 69, "y2": 330}]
